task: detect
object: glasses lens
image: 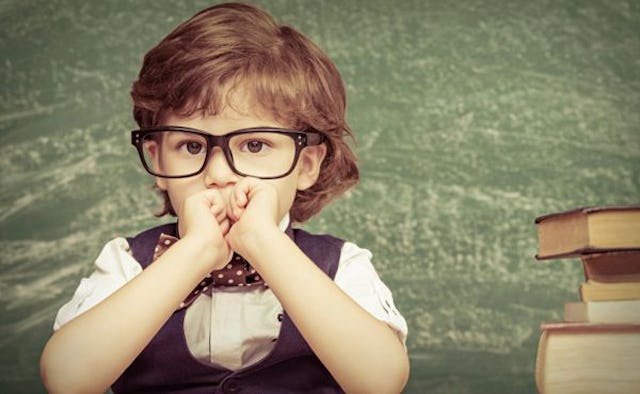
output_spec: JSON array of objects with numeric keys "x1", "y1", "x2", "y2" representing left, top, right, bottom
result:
[
  {"x1": 229, "y1": 132, "x2": 297, "y2": 178},
  {"x1": 141, "y1": 130, "x2": 207, "y2": 177}
]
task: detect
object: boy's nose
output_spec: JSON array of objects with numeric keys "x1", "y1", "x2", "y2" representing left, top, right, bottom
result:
[{"x1": 204, "y1": 147, "x2": 239, "y2": 187}]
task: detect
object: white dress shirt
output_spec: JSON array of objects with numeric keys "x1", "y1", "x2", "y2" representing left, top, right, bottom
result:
[{"x1": 54, "y1": 218, "x2": 408, "y2": 371}]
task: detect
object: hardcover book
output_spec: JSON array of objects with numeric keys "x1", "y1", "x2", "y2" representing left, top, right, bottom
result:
[
  {"x1": 536, "y1": 322, "x2": 640, "y2": 394},
  {"x1": 581, "y1": 250, "x2": 640, "y2": 283},
  {"x1": 535, "y1": 206, "x2": 640, "y2": 259}
]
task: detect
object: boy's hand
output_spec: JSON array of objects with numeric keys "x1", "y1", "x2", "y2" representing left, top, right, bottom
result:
[
  {"x1": 178, "y1": 188, "x2": 231, "y2": 271},
  {"x1": 225, "y1": 177, "x2": 281, "y2": 256}
]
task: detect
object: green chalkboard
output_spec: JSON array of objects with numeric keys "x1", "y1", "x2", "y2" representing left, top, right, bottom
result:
[{"x1": 1, "y1": 0, "x2": 638, "y2": 392}]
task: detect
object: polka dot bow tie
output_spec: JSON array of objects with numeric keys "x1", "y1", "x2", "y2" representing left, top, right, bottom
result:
[{"x1": 153, "y1": 233, "x2": 264, "y2": 310}]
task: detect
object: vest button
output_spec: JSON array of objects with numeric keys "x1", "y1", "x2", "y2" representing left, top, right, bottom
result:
[{"x1": 224, "y1": 379, "x2": 241, "y2": 392}]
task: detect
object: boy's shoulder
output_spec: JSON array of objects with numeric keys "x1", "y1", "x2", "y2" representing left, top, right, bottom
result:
[
  {"x1": 291, "y1": 227, "x2": 345, "y2": 247},
  {"x1": 290, "y1": 227, "x2": 345, "y2": 273}
]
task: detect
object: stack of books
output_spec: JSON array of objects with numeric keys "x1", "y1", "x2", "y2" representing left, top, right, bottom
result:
[{"x1": 534, "y1": 206, "x2": 640, "y2": 394}]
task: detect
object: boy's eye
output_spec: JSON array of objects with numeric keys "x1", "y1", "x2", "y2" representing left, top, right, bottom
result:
[
  {"x1": 245, "y1": 140, "x2": 264, "y2": 153},
  {"x1": 184, "y1": 141, "x2": 205, "y2": 154},
  {"x1": 232, "y1": 133, "x2": 279, "y2": 155}
]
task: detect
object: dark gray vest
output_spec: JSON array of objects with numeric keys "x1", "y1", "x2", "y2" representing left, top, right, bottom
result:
[{"x1": 112, "y1": 223, "x2": 345, "y2": 393}]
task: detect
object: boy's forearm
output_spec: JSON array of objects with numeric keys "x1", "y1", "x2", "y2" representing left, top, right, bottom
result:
[
  {"x1": 241, "y1": 230, "x2": 410, "y2": 393},
  {"x1": 40, "y1": 237, "x2": 216, "y2": 393}
]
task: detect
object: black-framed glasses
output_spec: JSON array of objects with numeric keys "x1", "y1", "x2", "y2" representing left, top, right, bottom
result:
[{"x1": 131, "y1": 126, "x2": 324, "y2": 179}]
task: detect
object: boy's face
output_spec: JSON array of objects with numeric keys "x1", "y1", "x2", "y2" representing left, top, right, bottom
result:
[{"x1": 150, "y1": 104, "x2": 326, "y2": 225}]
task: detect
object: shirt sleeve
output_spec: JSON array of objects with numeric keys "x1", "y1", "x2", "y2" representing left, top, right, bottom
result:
[
  {"x1": 53, "y1": 237, "x2": 142, "y2": 330},
  {"x1": 333, "y1": 242, "x2": 408, "y2": 346}
]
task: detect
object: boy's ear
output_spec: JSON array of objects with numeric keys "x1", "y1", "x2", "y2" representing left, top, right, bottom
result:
[
  {"x1": 296, "y1": 144, "x2": 327, "y2": 191},
  {"x1": 156, "y1": 176, "x2": 168, "y2": 191}
]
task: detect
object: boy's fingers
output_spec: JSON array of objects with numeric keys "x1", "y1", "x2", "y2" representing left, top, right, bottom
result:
[
  {"x1": 227, "y1": 202, "x2": 244, "y2": 222},
  {"x1": 228, "y1": 179, "x2": 252, "y2": 220},
  {"x1": 201, "y1": 188, "x2": 226, "y2": 209},
  {"x1": 218, "y1": 217, "x2": 230, "y2": 235},
  {"x1": 226, "y1": 191, "x2": 238, "y2": 221},
  {"x1": 236, "y1": 177, "x2": 264, "y2": 204},
  {"x1": 213, "y1": 205, "x2": 226, "y2": 222},
  {"x1": 234, "y1": 184, "x2": 248, "y2": 208},
  {"x1": 234, "y1": 206, "x2": 244, "y2": 220}
]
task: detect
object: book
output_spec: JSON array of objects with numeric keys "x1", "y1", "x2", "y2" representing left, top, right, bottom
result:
[
  {"x1": 535, "y1": 322, "x2": 640, "y2": 394},
  {"x1": 582, "y1": 250, "x2": 640, "y2": 283},
  {"x1": 580, "y1": 280, "x2": 640, "y2": 301},
  {"x1": 535, "y1": 205, "x2": 640, "y2": 260},
  {"x1": 564, "y1": 300, "x2": 640, "y2": 323}
]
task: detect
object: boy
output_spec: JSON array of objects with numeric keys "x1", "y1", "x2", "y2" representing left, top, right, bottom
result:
[{"x1": 40, "y1": 3, "x2": 409, "y2": 393}]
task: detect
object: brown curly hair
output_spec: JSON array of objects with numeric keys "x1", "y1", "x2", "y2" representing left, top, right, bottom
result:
[{"x1": 131, "y1": 2, "x2": 359, "y2": 223}]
